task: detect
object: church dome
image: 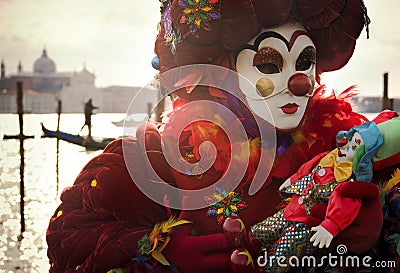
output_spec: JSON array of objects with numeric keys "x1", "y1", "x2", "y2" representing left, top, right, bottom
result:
[{"x1": 33, "y1": 49, "x2": 56, "y2": 73}]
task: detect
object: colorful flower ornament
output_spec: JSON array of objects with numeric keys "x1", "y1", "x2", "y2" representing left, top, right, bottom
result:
[
  {"x1": 179, "y1": 0, "x2": 220, "y2": 33},
  {"x1": 205, "y1": 187, "x2": 247, "y2": 224}
]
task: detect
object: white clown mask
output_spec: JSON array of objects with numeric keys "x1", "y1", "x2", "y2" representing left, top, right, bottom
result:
[
  {"x1": 236, "y1": 22, "x2": 316, "y2": 131},
  {"x1": 336, "y1": 132, "x2": 364, "y2": 163}
]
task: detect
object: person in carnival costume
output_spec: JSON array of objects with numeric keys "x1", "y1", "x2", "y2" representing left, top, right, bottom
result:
[{"x1": 46, "y1": 1, "x2": 400, "y2": 272}]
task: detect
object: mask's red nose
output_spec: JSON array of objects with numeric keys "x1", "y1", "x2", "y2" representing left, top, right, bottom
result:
[
  {"x1": 288, "y1": 73, "x2": 312, "y2": 96},
  {"x1": 337, "y1": 137, "x2": 348, "y2": 148}
]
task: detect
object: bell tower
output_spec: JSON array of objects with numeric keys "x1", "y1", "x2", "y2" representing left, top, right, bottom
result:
[
  {"x1": 18, "y1": 60, "x2": 23, "y2": 73},
  {"x1": 1, "y1": 58, "x2": 5, "y2": 79}
]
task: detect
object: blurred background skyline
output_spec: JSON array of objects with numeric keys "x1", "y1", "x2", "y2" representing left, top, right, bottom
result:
[{"x1": 0, "y1": 0, "x2": 399, "y2": 97}]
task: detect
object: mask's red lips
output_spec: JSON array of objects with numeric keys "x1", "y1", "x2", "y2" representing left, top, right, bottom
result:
[{"x1": 280, "y1": 103, "x2": 299, "y2": 114}]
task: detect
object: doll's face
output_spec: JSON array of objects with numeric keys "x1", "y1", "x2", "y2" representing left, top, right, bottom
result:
[
  {"x1": 236, "y1": 22, "x2": 316, "y2": 131},
  {"x1": 337, "y1": 132, "x2": 364, "y2": 162}
]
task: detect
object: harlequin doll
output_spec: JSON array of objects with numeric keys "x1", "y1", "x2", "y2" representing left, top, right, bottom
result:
[
  {"x1": 46, "y1": 1, "x2": 397, "y2": 273},
  {"x1": 251, "y1": 120, "x2": 384, "y2": 272}
]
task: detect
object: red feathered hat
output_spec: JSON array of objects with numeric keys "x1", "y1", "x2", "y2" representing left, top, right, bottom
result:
[{"x1": 155, "y1": 0, "x2": 369, "y2": 74}]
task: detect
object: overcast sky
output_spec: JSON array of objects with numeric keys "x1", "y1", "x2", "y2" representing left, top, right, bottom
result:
[{"x1": 0, "y1": 0, "x2": 399, "y2": 97}]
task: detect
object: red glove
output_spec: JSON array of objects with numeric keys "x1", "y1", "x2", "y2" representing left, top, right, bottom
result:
[
  {"x1": 162, "y1": 196, "x2": 231, "y2": 273},
  {"x1": 331, "y1": 181, "x2": 383, "y2": 254},
  {"x1": 163, "y1": 223, "x2": 232, "y2": 273}
]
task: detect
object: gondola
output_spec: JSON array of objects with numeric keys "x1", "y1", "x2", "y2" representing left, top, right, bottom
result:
[{"x1": 41, "y1": 123, "x2": 115, "y2": 150}]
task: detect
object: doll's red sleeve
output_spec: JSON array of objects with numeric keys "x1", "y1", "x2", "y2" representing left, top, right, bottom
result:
[
  {"x1": 319, "y1": 182, "x2": 362, "y2": 237},
  {"x1": 46, "y1": 138, "x2": 168, "y2": 273}
]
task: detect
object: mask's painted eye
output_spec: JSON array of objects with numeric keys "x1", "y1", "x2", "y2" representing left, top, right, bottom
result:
[
  {"x1": 296, "y1": 46, "x2": 316, "y2": 71},
  {"x1": 255, "y1": 63, "x2": 280, "y2": 74},
  {"x1": 253, "y1": 47, "x2": 283, "y2": 74},
  {"x1": 352, "y1": 145, "x2": 357, "y2": 150}
]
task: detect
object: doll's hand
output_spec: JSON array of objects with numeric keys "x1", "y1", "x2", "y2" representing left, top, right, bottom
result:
[
  {"x1": 310, "y1": 226, "x2": 333, "y2": 248},
  {"x1": 279, "y1": 178, "x2": 291, "y2": 191}
]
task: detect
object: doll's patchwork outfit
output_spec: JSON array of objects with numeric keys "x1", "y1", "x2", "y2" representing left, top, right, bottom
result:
[{"x1": 252, "y1": 149, "x2": 362, "y2": 272}]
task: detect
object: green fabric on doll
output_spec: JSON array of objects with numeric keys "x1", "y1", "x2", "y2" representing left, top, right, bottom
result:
[
  {"x1": 352, "y1": 144, "x2": 365, "y2": 178},
  {"x1": 374, "y1": 117, "x2": 400, "y2": 163}
]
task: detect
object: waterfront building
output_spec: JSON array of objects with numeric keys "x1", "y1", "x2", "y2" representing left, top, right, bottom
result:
[{"x1": 0, "y1": 49, "x2": 157, "y2": 114}]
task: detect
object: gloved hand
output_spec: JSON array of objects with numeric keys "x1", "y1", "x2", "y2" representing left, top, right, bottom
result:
[
  {"x1": 163, "y1": 222, "x2": 232, "y2": 273},
  {"x1": 310, "y1": 225, "x2": 334, "y2": 248},
  {"x1": 163, "y1": 196, "x2": 232, "y2": 273},
  {"x1": 331, "y1": 181, "x2": 383, "y2": 254}
]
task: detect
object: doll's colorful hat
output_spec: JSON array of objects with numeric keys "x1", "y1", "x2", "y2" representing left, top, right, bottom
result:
[
  {"x1": 339, "y1": 115, "x2": 400, "y2": 182},
  {"x1": 155, "y1": 0, "x2": 370, "y2": 75}
]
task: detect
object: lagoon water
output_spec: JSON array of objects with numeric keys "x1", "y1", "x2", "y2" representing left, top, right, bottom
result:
[
  {"x1": 0, "y1": 113, "x2": 128, "y2": 273},
  {"x1": 0, "y1": 112, "x2": 378, "y2": 272}
]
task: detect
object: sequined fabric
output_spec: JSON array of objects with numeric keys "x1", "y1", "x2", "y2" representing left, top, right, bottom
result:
[
  {"x1": 253, "y1": 217, "x2": 315, "y2": 273},
  {"x1": 251, "y1": 210, "x2": 286, "y2": 248},
  {"x1": 283, "y1": 166, "x2": 338, "y2": 215},
  {"x1": 252, "y1": 165, "x2": 340, "y2": 272}
]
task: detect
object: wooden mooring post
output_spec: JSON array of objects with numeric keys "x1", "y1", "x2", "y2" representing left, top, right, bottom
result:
[
  {"x1": 3, "y1": 82, "x2": 32, "y2": 239},
  {"x1": 56, "y1": 100, "x2": 61, "y2": 196},
  {"x1": 382, "y1": 72, "x2": 394, "y2": 111},
  {"x1": 17, "y1": 81, "x2": 25, "y2": 239},
  {"x1": 154, "y1": 90, "x2": 165, "y2": 123}
]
